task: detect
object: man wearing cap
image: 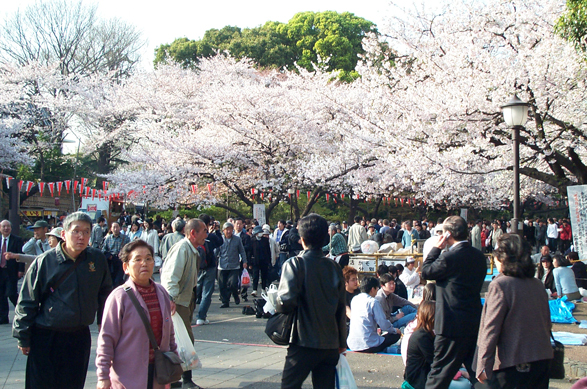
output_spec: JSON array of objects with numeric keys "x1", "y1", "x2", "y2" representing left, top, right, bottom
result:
[
  {"x1": 263, "y1": 224, "x2": 280, "y2": 266},
  {"x1": 23, "y1": 220, "x2": 51, "y2": 256},
  {"x1": 217, "y1": 222, "x2": 247, "y2": 308},
  {"x1": 102, "y1": 222, "x2": 130, "y2": 287},
  {"x1": 0, "y1": 220, "x2": 24, "y2": 324},
  {"x1": 250, "y1": 226, "x2": 272, "y2": 296},
  {"x1": 399, "y1": 257, "x2": 422, "y2": 295}
]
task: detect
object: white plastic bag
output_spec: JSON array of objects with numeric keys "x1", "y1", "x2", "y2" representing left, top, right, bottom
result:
[
  {"x1": 171, "y1": 313, "x2": 202, "y2": 371},
  {"x1": 360, "y1": 240, "x2": 379, "y2": 254},
  {"x1": 266, "y1": 284, "x2": 279, "y2": 307},
  {"x1": 261, "y1": 288, "x2": 276, "y2": 315},
  {"x1": 335, "y1": 354, "x2": 358, "y2": 389}
]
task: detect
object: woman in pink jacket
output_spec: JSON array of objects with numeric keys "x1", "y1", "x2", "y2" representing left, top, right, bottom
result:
[{"x1": 96, "y1": 240, "x2": 178, "y2": 389}]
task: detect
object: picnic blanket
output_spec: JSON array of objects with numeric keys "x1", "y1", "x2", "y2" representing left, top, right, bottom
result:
[{"x1": 550, "y1": 296, "x2": 578, "y2": 324}]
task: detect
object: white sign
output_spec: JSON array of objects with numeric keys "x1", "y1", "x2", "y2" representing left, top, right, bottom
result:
[
  {"x1": 253, "y1": 204, "x2": 266, "y2": 226},
  {"x1": 460, "y1": 208, "x2": 468, "y2": 222},
  {"x1": 567, "y1": 185, "x2": 587, "y2": 259}
]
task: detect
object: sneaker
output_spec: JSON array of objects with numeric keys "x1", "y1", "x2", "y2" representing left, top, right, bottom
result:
[
  {"x1": 196, "y1": 319, "x2": 210, "y2": 325},
  {"x1": 220, "y1": 303, "x2": 230, "y2": 308},
  {"x1": 251, "y1": 291, "x2": 257, "y2": 297},
  {"x1": 235, "y1": 295, "x2": 241, "y2": 305},
  {"x1": 182, "y1": 380, "x2": 202, "y2": 389}
]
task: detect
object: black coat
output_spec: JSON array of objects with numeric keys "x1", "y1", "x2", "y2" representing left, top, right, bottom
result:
[
  {"x1": 2, "y1": 234, "x2": 24, "y2": 280},
  {"x1": 251, "y1": 237, "x2": 271, "y2": 266},
  {"x1": 422, "y1": 242, "x2": 487, "y2": 338},
  {"x1": 405, "y1": 328, "x2": 435, "y2": 389}
]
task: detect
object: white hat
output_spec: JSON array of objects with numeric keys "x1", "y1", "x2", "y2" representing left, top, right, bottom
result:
[
  {"x1": 406, "y1": 257, "x2": 416, "y2": 264},
  {"x1": 262, "y1": 224, "x2": 271, "y2": 233}
]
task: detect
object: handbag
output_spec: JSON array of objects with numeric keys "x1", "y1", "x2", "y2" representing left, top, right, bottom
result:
[
  {"x1": 265, "y1": 256, "x2": 304, "y2": 346},
  {"x1": 335, "y1": 354, "x2": 358, "y2": 389},
  {"x1": 549, "y1": 332, "x2": 565, "y2": 379},
  {"x1": 124, "y1": 287, "x2": 184, "y2": 384}
]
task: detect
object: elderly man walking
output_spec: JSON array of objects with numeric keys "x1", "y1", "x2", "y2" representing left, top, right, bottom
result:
[
  {"x1": 161, "y1": 218, "x2": 186, "y2": 261},
  {"x1": 218, "y1": 222, "x2": 247, "y2": 308},
  {"x1": 13, "y1": 212, "x2": 112, "y2": 389},
  {"x1": 160, "y1": 218, "x2": 208, "y2": 389},
  {"x1": 0, "y1": 220, "x2": 24, "y2": 324}
]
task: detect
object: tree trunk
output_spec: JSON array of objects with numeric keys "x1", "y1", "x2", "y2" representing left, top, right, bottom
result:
[{"x1": 300, "y1": 187, "x2": 324, "y2": 217}]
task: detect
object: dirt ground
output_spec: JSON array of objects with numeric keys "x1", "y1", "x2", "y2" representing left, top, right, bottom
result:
[{"x1": 552, "y1": 299, "x2": 587, "y2": 363}]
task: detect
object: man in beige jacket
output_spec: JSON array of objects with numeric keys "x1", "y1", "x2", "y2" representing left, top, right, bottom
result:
[{"x1": 161, "y1": 218, "x2": 207, "y2": 389}]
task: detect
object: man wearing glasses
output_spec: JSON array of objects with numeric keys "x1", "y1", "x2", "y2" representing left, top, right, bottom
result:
[{"x1": 13, "y1": 212, "x2": 112, "y2": 389}]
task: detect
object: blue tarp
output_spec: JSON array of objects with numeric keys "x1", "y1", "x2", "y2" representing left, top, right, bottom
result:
[{"x1": 549, "y1": 296, "x2": 578, "y2": 324}]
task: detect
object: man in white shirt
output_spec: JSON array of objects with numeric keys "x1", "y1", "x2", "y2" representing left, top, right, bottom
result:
[{"x1": 347, "y1": 215, "x2": 368, "y2": 253}]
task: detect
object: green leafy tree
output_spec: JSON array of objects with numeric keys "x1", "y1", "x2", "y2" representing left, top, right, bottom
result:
[
  {"x1": 154, "y1": 11, "x2": 377, "y2": 78},
  {"x1": 557, "y1": 0, "x2": 587, "y2": 52}
]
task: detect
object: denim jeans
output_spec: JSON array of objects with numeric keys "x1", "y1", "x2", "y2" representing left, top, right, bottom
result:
[
  {"x1": 197, "y1": 267, "x2": 216, "y2": 320},
  {"x1": 392, "y1": 305, "x2": 417, "y2": 328}
]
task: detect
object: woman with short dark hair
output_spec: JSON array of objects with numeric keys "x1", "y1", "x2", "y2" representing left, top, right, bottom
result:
[{"x1": 476, "y1": 234, "x2": 552, "y2": 388}]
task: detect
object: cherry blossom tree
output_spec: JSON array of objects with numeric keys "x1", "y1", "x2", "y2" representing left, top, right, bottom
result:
[{"x1": 355, "y1": 0, "x2": 587, "y2": 207}]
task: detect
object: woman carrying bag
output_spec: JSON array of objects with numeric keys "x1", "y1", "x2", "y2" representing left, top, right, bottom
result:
[{"x1": 96, "y1": 240, "x2": 179, "y2": 389}]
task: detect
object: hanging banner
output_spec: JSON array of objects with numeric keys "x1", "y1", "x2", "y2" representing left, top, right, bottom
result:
[
  {"x1": 207, "y1": 183, "x2": 212, "y2": 194},
  {"x1": 19, "y1": 180, "x2": 23, "y2": 191},
  {"x1": 38, "y1": 182, "x2": 45, "y2": 197},
  {"x1": 253, "y1": 204, "x2": 266, "y2": 226},
  {"x1": 26, "y1": 181, "x2": 34, "y2": 195},
  {"x1": 57, "y1": 181, "x2": 63, "y2": 196},
  {"x1": 191, "y1": 184, "x2": 197, "y2": 194},
  {"x1": 65, "y1": 180, "x2": 70, "y2": 193},
  {"x1": 48, "y1": 183, "x2": 55, "y2": 197},
  {"x1": 568, "y1": 185, "x2": 587, "y2": 260},
  {"x1": 5, "y1": 177, "x2": 12, "y2": 189},
  {"x1": 326, "y1": 193, "x2": 330, "y2": 202},
  {"x1": 103, "y1": 181, "x2": 109, "y2": 191},
  {"x1": 341, "y1": 194, "x2": 345, "y2": 200},
  {"x1": 307, "y1": 191, "x2": 311, "y2": 199},
  {"x1": 296, "y1": 190, "x2": 300, "y2": 199},
  {"x1": 74, "y1": 180, "x2": 79, "y2": 194}
]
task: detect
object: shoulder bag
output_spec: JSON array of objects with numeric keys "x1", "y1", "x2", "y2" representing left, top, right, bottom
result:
[
  {"x1": 265, "y1": 256, "x2": 304, "y2": 346},
  {"x1": 124, "y1": 286, "x2": 184, "y2": 384}
]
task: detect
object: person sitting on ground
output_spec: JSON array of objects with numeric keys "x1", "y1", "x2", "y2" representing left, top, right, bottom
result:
[
  {"x1": 536, "y1": 255, "x2": 555, "y2": 295},
  {"x1": 400, "y1": 257, "x2": 422, "y2": 292},
  {"x1": 375, "y1": 274, "x2": 417, "y2": 329},
  {"x1": 553, "y1": 254, "x2": 582, "y2": 300},
  {"x1": 347, "y1": 277, "x2": 401, "y2": 353},
  {"x1": 389, "y1": 265, "x2": 408, "y2": 300},
  {"x1": 404, "y1": 301, "x2": 436, "y2": 389},
  {"x1": 343, "y1": 266, "x2": 359, "y2": 330},
  {"x1": 376, "y1": 264, "x2": 389, "y2": 279},
  {"x1": 402, "y1": 283, "x2": 436, "y2": 366},
  {"x1": 569, "y1": 252, "x2": 587, "y2": 290}
]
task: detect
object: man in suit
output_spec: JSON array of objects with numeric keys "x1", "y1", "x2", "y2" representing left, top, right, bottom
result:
[
  {"x1": 422, "y1": 215, "x2": 487, "y2": 389},
  {"x1": 0, "y1": 220, "x2": 24, "y2": 324}
]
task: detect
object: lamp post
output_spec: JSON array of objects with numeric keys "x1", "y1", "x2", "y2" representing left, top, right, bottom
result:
[
  {"x1": 288, "y1": 189, "x2": 295, "y2": 221},
  {"x1": 501, "y1": 95, "x2": 529, "y2": 235}
]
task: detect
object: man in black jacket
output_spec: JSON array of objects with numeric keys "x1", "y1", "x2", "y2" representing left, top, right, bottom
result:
[
  {"x1": 422, "y1": 215, "x2": 486, "y2": 389},
  {"x1": 0, "y1": 220, "x2": 24, "y2": 324},
  {"x1": 196, "y1": 214, "x2": 223, "y2": 325},
  {"x1": 276, "y1": 214, "x2": 347, "y2": 389}
]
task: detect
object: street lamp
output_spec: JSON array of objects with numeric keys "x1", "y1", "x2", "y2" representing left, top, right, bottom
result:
[
  {"x1": 288, "y1": 189, "x2": 295, "y2": 221},
  {"x1": 501, "y1": 95, "x2": 529, "y2": 235}
]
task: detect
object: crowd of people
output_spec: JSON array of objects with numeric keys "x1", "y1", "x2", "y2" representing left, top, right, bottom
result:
[{"x1": 0, "y1": 209, "x2": 585, "y2": 389}]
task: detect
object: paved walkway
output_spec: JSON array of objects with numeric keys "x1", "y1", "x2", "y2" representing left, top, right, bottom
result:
[{"x1": 0, "y1": 316, "x2": 288, "y2": 388}]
